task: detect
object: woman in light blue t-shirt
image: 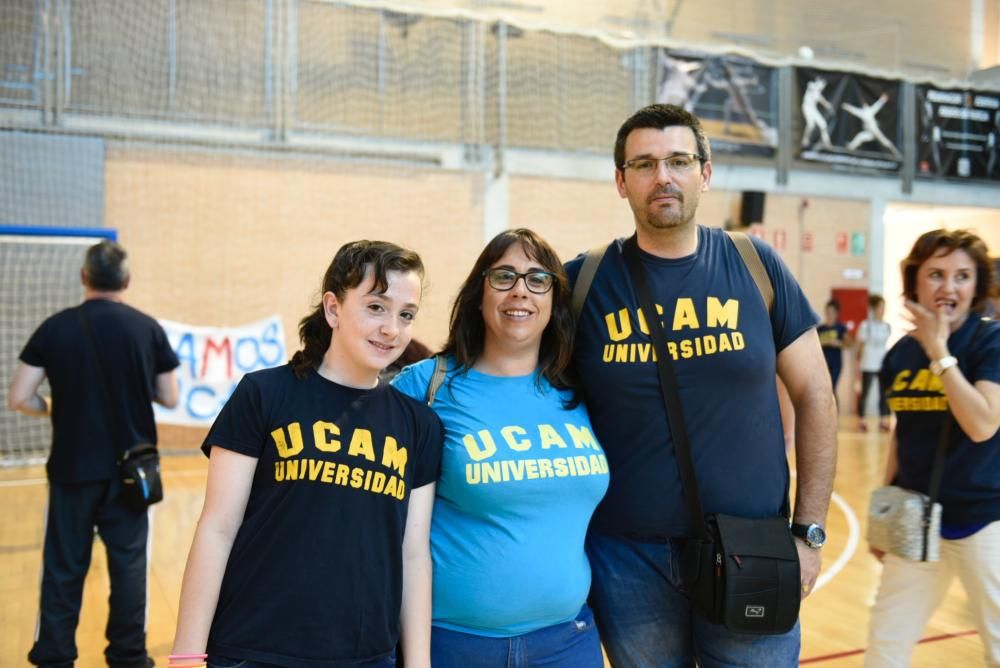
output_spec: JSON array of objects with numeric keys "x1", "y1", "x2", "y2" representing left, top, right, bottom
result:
[{"x1": 393, "y1": 228, "x2": 608, "y2": 668}]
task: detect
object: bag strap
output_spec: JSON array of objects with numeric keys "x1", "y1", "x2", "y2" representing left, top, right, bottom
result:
[
  {"x1": 621, "y1": 237, "x2": 709, "y2": 540},
  {"x1": 425, "y1": 354, "x2": 448, "y2": 407},
  {"x1": 76, "y1": 305, "x2": 128, "y2": 457},
  {"x1": 725, "y1": 231, "x2": 774, "y2": 314},
  {"x1": 923, "y1": 316, "x2": 993, "y2": 558},
  {"x1": 572, "y1": 235, "x2": 771, "y2": 321},
  {"x1": 571, "y1": 244, "x2": 610, "y2": 320}
]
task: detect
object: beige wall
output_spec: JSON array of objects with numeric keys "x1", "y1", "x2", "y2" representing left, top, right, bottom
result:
[{"x1": 105, "y1": 150, "x2": 486, "y2": 446}]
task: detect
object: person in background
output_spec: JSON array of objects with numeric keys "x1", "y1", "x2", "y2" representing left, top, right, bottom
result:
[
  {"x1": 392, "y1": 228, "x2": 607, "y2": 668},
  {"x1": 170, "y1": 241, "x2": 442, "y2": 668},
  {"x1": 817, "y1": 298, "x2": 850, "y2": 397},
  {"x1": 855, "y1": 294, "x2": 892, "y2": 432},
  {"x1": 567, "y1": 103, "x2": 837, "y2": 667},
  {"x1": 865, "y1": 229, "x2": 1000, "y2": 667},
  {"x1": 8, "y1": 240, "x2": 180, "y2": 668}
]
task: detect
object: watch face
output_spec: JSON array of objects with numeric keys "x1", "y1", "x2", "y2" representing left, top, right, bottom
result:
[{"x1": 807, "y1": 525, "x2": 826, "y2": 547}]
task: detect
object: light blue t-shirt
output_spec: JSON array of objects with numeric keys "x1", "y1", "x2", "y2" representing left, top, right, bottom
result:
[{"x1": 392, "y1": 357, "x2": 609, "y2": 637}]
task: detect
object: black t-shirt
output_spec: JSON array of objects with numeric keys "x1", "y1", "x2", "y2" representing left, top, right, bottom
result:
[
  {"x1": 203, "y1": 365, "x2": 443, "y2": 668},
  {"x1": 19, "y1": 299, "x2": 180, "y2": 483}
]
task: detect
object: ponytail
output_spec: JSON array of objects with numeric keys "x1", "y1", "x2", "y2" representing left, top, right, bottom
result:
[{"x1": 290, "y1": 306, "x2": 331, "y2": 379}]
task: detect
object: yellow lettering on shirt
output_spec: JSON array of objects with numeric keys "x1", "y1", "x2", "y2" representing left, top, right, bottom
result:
[
  {"x1": 539, "y1": 424, "x2": 568, "y2": 450},
  {"x1": 347, "y1": 428, "x2": 376, "y2": 462},
  {"x1": 312, "y1": 421, "x2": 340, "y2": 452},
  {"x1": 707, "y1": 297, "x2": 739, "y2": 329},
  {"x1": 672, "y1": 298, "x2": 700, "y2": 330},
  {"x1": 271, "y1": 422, "x2": 304, "y2": 458},
  {"x1": 501, "y1": 426, "x2": 530, "y2": 452},
  {"x1": 463, "y1": 431, "x2": 498, "y2": 461},
  {"x1": 381, "y1": 436, "x2": 407, "y2": 476}
]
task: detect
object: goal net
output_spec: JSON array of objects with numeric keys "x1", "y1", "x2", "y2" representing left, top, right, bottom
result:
[{"x1": 0, "y1": 230, "x2": 114, "y2": 467}]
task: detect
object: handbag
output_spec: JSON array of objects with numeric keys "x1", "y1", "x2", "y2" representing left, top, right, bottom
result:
[
  {"x1": 866, "y1": 317, "x2": 991, "y2": 562},
  {"x1": 622, "y1": 237, "x2": 801, "y2": 635},
  {"x1": 77, "y1": 308, "x2": 164, "y2": 511},
  {"x1": 118, "y1": 443, "x2": 164, "y2": 511},
  {"x1": 867, "y1": 485, "x2": 942, "y2": 561}
]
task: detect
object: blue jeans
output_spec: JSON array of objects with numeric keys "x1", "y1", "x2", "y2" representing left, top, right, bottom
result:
[
  {"x1": 208, "y1": 652, "x2": 395, "y2": 668},
  {"x1": 430, "y1": 605, "x2": 603, "y2": 668},
  {"x1": 585, "y1": 532, "x2": 800, "y2": 668}
]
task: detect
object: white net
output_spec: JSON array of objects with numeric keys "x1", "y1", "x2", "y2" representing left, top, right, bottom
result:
[{"x1": 0, "y1": 234, "x2": 101, "y2": 466}]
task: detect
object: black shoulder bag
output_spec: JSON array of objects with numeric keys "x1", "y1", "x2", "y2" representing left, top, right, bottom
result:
[
  {"x1": 77, "y1": 307, "x2": 164, "y2": 512},
  {"x1": 622, "y1": 237, "x2": 800, "y2": 635}
]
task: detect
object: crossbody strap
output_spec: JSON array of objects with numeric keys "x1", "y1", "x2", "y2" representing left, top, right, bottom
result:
[
  {"x1": 76, "y1": 306, "x2": 127, "y2": 456},
  {"x1": 571, "y1": 244, "x2": 610, "y2": 320},
  {"x1": 725, "y1": 231, "x2": 774, "y2": 314},
  {"x1": 621, "y1": 237, "x2": 709, "y2": 539}
]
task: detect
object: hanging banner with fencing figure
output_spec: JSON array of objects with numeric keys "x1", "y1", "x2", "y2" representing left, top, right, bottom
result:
[
  {"x1": 657, "y1": 48, "x2": 779, "y2": 157},
  {"x1": 916, "y1": 86, "x2": 1000, "y2": 181},
  {"x1": 796, "y1": 68, "x2": 902, "y2": 172}
]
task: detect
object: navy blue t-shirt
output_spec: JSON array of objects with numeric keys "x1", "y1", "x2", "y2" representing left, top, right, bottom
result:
[
  {"x1": 882, "y1": 316, "x2": 1000, "y2": 526},
  {"x1": 202, "y1": 365, "x2": 443, "y2": 668},
  {"x1": 566, "y1": 227, "x2": 818, "y2": 537}
]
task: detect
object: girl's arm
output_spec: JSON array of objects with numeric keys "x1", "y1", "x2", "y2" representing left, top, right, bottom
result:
[
  {"x1": 399, "y1": 482, "x2": 436, "y2": 668},
  {"x1": 171, "y1": 447, "x2": 258, "y2": 656}
]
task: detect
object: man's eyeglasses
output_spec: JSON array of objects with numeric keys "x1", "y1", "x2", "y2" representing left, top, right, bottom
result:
[
  {"x1": 483, "y1": 268, "x2": 556, "y2": 294},
  {"x1": 621, "y1": 153, "x2": 703, "y2": 176}
]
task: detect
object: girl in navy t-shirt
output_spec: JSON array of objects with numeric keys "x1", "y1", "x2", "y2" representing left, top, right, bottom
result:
[{"x1": 171, "y1": 241, "x2": 442, "y2": 668}]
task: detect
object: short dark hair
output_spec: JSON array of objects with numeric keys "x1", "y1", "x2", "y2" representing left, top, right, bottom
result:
[
  {"x1": 867, "y1": 294, "x2": 885, "y2": 309},
  {"x1": 291, "y1": 240, "x2": 425, "y2": 378},
  {"x1": 614, "y1": 104, "x2": 712, "y2": 170},
  {"x1": 443, "y1": 228, "x2": 579, "y2": 405},
  {"x1": 825, "y1": 299, "x2": 840, "y2": 312},
  {"x1": 901, "y1": 229, "x2": 997, "y2": 312},
  {"x1": 83, "y1": 240, "x2": 129, "y2": 291}
]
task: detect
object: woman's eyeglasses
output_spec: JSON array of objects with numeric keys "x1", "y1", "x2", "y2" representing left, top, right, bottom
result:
[{"x1": 483, "y1": 268, "x2": 555, "y2": 294}]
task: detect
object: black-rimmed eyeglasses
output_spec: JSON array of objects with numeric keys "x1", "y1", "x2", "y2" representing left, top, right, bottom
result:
[{"x1": 483, "y1": 268, "x2": 555, "y2": 294}]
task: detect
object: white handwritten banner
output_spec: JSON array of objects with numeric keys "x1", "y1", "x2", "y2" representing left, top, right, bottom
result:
[{"x1": 154, "y1": 315, "x2": 286, "y2": 427}]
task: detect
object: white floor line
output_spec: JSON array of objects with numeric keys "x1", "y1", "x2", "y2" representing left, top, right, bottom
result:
[
  {"x1": 815, "y1": 489, "x2": 860, "y2": 592},
  {"x1": 789, "y1": 469, "x2": 861, "y2": 593}
]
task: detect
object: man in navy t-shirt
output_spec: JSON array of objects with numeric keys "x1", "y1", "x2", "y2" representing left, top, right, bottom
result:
[
  {"x1": 8, "y1": 240, "x2": 180, "y2": 668},
  {"x1": 567, "y1": 104, "x2": 838, "y2": 667}
]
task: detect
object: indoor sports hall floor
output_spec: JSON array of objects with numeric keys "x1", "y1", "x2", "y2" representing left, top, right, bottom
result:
[{"x1": 0, "y1": 417, "x2": 986, "y2": 667}]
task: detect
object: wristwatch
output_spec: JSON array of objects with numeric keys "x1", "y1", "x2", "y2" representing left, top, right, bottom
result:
[
  {"x1": 930, "y1": 355, "x2": 958, "y2": 376},
  {"x1": 791, "y1": 523, "x2": 826, "y2": 549}
]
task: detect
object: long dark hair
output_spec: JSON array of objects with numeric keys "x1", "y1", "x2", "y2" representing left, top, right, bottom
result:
[
  {"x1": 442, "y1": 228, "x2": 579, "y2": 405},
  {"x1": 290, "y1": 240, "x2": 424, "y2": 378},
  {"x1": 901, "y1": 229, "x2": 996, "y2": 313}
]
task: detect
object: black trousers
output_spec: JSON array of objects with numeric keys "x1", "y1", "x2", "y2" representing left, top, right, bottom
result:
[
  {"x1": 28, "y1": 480, "x2": 152, "y2": 668},
  {"x1": 857, "y1": 371, "x2": 889, "y2": 417}
]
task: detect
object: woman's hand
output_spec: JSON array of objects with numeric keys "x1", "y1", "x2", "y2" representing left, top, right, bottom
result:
[{"x1": 902, "y1": 300, "x2": 950, "y2": 360}]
